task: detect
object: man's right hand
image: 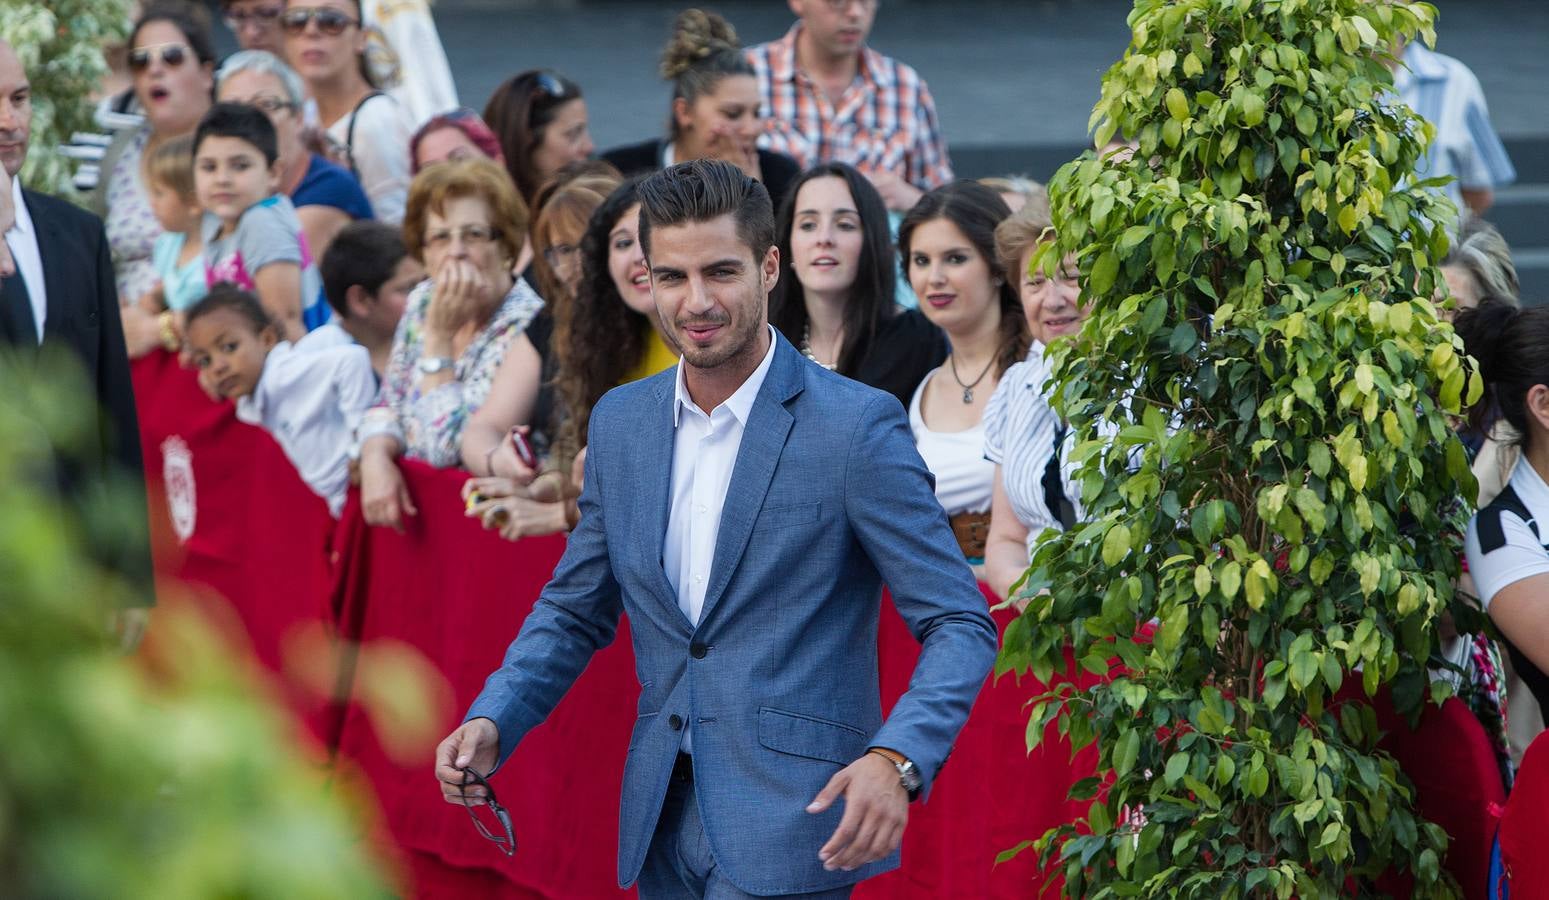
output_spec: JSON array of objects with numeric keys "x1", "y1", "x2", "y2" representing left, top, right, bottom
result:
[{"x1": 435, "y1": 717, "x2": 501, "y2": 805}]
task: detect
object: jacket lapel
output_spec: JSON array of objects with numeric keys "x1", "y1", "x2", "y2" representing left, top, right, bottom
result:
[
  {"x1": 28, "y1": 192, "x2": 75, "y2": 348},
  {"x1": 697, "y1": 337, "x2": 804, "y2": 627},
  {"x1": 637, "y1": 372, "x2": 687, "y2": 622}
]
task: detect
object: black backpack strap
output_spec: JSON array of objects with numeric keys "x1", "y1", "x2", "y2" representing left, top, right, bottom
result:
[
  {"x1": 343, "y1": 90, "x2": 387, "y2": 179},
  {"x1": 1042, "y1": 422, "x2": 1077, "y2": 530},
  {"x1": 1476, "y1": 484, "x2": 1539, "y2": 555}
]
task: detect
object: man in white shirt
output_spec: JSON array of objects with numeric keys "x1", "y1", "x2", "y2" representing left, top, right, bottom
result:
[
  {"x1": 0, "y1": 39, "x2": 153, "y2": 633},
  {"x1": 435, "y1": 160, "x2": 996, "y2": 899}
]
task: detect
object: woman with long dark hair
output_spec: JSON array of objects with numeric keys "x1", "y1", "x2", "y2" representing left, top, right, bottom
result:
[
  {"x1": 899, "y1": 181, "x2": 1028, "y2": 568},
  {"x1": 1461, "y1": 299, "x2": 1549, "y2": 718},
  {"x1": 483, "y1": 69, "x2": 596, "y2": 209},
  {"x1": 769, "y1": 162, "x2": 944, "y2": 406}
]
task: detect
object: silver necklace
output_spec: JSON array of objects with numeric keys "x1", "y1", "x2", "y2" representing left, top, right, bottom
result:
[
  {"x1": 948, "y1": 353, "x2": 996, "y2": 403},
  {"x1": 801, "y1": 322, "x2": 838, "y2": 370}
]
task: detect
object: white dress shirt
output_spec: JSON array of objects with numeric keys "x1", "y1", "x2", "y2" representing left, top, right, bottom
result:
[
  {"x1": 5, "y1": 176, "x2": 47, "y2": 343},
  {"x1": 663, "y1": 325, "x2": 778, "y2": 751},
  {"x1": 235, "y1": 329, "x2": 378, "y2": 517}
]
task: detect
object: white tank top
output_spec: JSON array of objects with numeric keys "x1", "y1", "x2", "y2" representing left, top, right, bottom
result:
[{"x1": 908, "y1": 370, "x2": 994, "y2": 516}]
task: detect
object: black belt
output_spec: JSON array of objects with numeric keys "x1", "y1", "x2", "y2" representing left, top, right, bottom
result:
[{"x1": 672, "y1": 752, "x2": 694, "y2": 783}]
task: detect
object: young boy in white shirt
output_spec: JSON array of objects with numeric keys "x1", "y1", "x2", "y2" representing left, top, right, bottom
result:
[{"x1": 184, "y1": 284, "x2": 375, "y2": 516}]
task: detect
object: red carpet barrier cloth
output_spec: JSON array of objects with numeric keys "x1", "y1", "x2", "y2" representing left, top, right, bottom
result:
[
  {"x1": 1500, "y1": 731, "x2": 1549, "y2": 895},
  {"x1": 130, "y1": 351, "x2": 1499, "y2": 898}
]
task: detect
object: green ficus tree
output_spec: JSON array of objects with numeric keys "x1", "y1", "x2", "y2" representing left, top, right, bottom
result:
[{"x1": 1001, "y1": 0, "x2": 1480, "y2": 896}]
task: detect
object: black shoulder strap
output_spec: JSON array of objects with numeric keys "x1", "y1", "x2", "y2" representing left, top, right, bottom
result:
[
  {"x1": 343, "y1": 90, "x2": 387, "y2": 179},
  {"x1": 1477, "y1": 484, "x2": 1539, "y2": 555}
]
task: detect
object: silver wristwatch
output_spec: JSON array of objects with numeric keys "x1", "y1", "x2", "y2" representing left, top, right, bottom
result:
[
  {"x1": 870, "y1": 748, "x2": 923, "y2": 800},
  {"x1": 418, "y1": 356, "x2": 455, "y2": 375}
]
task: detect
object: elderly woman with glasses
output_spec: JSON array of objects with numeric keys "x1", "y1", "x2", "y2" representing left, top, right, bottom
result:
[
  {"x1": 357, "y1": 158, "x2": 545, "y2": 530},
  {"x1": 282, "y1": 0, "x2": 413, "y2": 223},
  {"x1": 215, "y1": 50, "x2": 373, "y2": 263}
]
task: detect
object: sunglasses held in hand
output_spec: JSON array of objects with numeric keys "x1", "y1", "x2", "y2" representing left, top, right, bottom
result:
[{"x1": 459, "y1": 767, "x2": 516, "y2": 856}]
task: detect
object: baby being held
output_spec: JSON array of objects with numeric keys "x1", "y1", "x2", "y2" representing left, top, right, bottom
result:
[{"x1": 184, "y1": 285, "x2": 376, "y2": 516}]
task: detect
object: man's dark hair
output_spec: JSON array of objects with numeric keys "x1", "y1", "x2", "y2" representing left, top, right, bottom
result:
[
  {"x1": 185, "y1": 283, "x2": 272, "y2": 335},
  {"x1": 194, "y1": 101, "x2": 279, "y2": 166},
  {"x1": 320, "y1": 221, "x2": 410, "y2": 319},
  {"x1": 636, "y1": 159, "x2": 775, "y2": 263}
]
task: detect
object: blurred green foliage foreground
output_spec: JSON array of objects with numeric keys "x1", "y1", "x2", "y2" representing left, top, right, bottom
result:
[{"x1": 0, "y1": 348, "x2": 392, "y2": 899}]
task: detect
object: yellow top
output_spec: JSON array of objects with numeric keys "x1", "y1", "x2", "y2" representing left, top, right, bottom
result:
[{"x1": 624, "y1": 328, "x2": 679, "y2": 384}]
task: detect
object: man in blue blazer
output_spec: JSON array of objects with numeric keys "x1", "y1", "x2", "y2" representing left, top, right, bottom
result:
[{"x1": 435, "y1": 159, "x2": 997, "y2": 898}]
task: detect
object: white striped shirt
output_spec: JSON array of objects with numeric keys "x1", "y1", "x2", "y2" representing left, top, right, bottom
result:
[
  {"x1": 1395, "y1": 43, "x2": 1516, "y2": 214},
  {"x1": 982, "y1": 344, "x2": 1080, "y2": 553}
]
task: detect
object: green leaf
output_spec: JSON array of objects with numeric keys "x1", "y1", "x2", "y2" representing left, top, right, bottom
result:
[
  {"x1": 1308, "y1": 442, "x2": 1331, "y2": 477},
  {"x1": 1102, "y1": 523, "x2": 1132, "y2": 566},
  {"x1": 1166, "y1": 87, "x2": 1190, "y2": 121},
  {"x1": 1219, "y1": 561, "x2": 1242, "y2": 600},
  {"x1": 1114, "y1": 729, "x2": 1141, "y2": 778},
  {"x1": 1194, "y1": 564, "x2": 1213, "y2": 598},
  {"x1": 1090, "y1": 251, "x2": 1120, "y2": 297},
  {"x1": 1165, "y1": 751, "x2": 1190, "y2": 786}
]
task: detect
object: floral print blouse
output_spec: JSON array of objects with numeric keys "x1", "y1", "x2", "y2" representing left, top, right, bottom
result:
[
  {"x1": 103, "y1": 126, "x2": 162, "y2": 304},
  {"x1": 357, "y1": 277, "x2": 544, "y2": 467}
]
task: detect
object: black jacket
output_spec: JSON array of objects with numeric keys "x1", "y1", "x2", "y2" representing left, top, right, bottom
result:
[
  {"x1": 1, "y1": 189, "x2": 152, "y2": 603},
  {"x1": 601, "y1": 138, "x2": 803, "y2": 213}
]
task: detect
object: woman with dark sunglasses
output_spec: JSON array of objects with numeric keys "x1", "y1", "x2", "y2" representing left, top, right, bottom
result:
[
  {"x1": 282, "y1": 0, "x2": 412, "y2": 224},
  {"x1": 90, "y1": 5, "x2": 216, "y2": 310},
  {"x1": 482, "y1": 69, "x2": 596, "y2": 209}
]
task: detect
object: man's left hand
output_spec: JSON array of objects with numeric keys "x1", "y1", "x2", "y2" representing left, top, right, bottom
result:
[{"x1": 807, "y1": 751, "x2": 908, "y2": 872}]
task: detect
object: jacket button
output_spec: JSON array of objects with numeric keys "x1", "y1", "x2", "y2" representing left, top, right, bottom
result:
[
  {"x1": 668, "y1": 714, "x2": 683, "y2": 731},
  {"x1": 690, "y1": 642, "x2": 708, "y2": 659}
]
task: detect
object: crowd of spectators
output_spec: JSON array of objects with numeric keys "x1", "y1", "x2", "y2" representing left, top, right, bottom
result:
[{"x1": 5, "y1": 0, "x2": 1544, "y2": 888}]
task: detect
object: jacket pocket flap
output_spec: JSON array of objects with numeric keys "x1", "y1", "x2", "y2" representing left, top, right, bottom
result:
[
  {"x1": 753, "y1": 501, "x2": 821, "y2": 531},
  {"x1": 757, "y1": 707, "x2": 866, "y2": 766}
]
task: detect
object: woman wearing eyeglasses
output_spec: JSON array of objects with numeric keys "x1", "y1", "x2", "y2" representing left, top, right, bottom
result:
[
  {"x1": 282, "y1": 0, "x2": 412, "y2": 224},
  {"x1": 215, "y1": 51, "x2": 373, "y2": 265},
  {"x1": 601, "y1": 9, "x2": 800, "y2": 213},
  {"x1": 482, "y1": 69, "x2": 597, "y2": 210},
  {"x1": 357, "y1": 158, "x2": 544, "y2": 531},
  {"x1": 221, "y1": 0, "x2": 285, "y2": 54},
  {"x1": 91, "y1": 5, "x2": 215, "y2": 308}
]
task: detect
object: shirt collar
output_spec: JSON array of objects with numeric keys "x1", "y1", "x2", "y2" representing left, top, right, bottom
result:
[
  {"x1": 1402, "y1": 42, "x2": 1448, "y2": 82},
  {"x1": 8, "y1": 173, "x2": 32, "y2": 238},
  {"x1": 775, "y1": 23, "x2": 890, "y2": 91},
  {"x1": 673, "y1": 324, "x2": 779, "y2": 427}
]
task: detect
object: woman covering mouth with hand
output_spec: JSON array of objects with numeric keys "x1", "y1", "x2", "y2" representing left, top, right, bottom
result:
[
  {"x1": 769, "y1": 162, "x2": 945, "y2": 407},
  {"x1": 898, "y1": 181, "x2": 1028, "y2": 574}
]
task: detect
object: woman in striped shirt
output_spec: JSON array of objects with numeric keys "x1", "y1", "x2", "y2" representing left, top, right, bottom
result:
[{"x1": 984, "y1": 203, "x2": 1089, "y2": 602}]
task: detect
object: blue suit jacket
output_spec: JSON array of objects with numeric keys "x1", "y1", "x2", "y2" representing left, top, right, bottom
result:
[{"x1": 467, "y1": 333, "x2": 997, "y2": 894}]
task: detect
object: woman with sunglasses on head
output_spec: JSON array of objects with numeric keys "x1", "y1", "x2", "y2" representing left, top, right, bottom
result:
[
  {"x1": 91, "y1": 3, "x2": 216, "y2": 310},
  {"x1": 482, "y1": 69, "x2": 596, "y2": 211},
  {"x1": 602, "y1": 9, "x2": 800, "y2": 212},
  {"x1": 282, "y1": 0, "x2": 412, "y2": 224},
  {"x1": 899, "y1": 182, "x2": 1029, "y2": 574},
  {"x1": 357, "y1": 158, "x2": 544, "y2": 531},
  {"x1": 770, "y1": 162, "x2": 945, "y2": 407},
  {"x1": 215, "y1": 51, "x2": 372, "y2": 266}
]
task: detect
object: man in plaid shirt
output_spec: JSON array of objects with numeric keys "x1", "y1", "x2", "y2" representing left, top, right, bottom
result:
[{"x1": 747, "y1": 0, "x2": 953, "y2": 212}]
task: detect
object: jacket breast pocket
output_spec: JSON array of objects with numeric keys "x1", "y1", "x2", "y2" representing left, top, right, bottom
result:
[
  {"x1": 757, "y1": 707, "x2": 867, "y2": 766},
  {"x1": 752, "y1": 501, "x2": 820, "y2": 533}
]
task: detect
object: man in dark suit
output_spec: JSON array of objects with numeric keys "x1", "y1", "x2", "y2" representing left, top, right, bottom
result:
[{"x1": 1, "y1": 38, "x2": 153, "y2": 637}]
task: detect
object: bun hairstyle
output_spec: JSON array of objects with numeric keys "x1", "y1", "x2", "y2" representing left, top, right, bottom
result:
[
  {"x1": 659, "y1": 9, "x2": 755, "y2": 140},
  {"x1": 1453, "y1": 296, "x2": 1549, "y2": 447}
]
